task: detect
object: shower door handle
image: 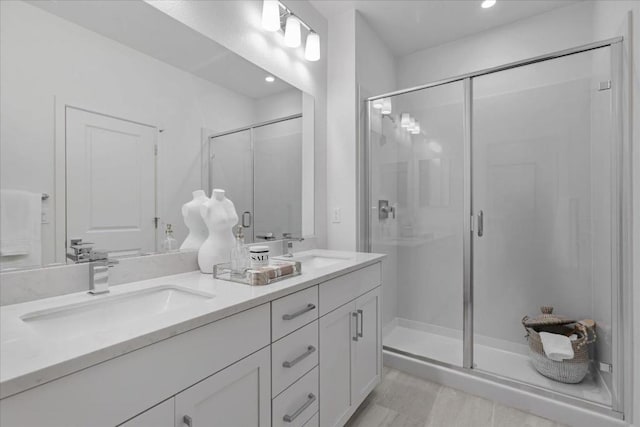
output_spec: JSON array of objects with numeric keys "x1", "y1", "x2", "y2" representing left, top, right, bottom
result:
[
  {"x1": 242, "y1": 211, "x2": 252, "y2": 228},
  {"x1": 477, "y1": 210, "x2": 484, "y2": 237}
]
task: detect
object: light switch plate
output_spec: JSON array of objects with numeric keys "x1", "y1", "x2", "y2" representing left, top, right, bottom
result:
[{"x1": 332, "y1": 207, "x2": 341, "y2": 223}]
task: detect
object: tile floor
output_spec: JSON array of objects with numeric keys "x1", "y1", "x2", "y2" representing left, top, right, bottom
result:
[{"x1": 345, "y1": 368, "x2": 569, "y2": 427}]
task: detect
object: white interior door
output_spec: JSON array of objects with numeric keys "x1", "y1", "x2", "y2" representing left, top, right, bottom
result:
[{"x1": 66, "y1": 107, "x2": 157, "y2": 256}]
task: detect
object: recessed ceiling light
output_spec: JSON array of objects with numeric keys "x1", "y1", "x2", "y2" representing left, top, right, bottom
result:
[
  {"x1": 265, "y1": 76, "x2": 275, "y2": 83},
  {"x1": 481, "y1": 0, "x2": 496, "y2": 8}
]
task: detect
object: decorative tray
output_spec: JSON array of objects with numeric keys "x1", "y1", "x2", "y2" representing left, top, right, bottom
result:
[{"x1": 213, "y1": 260, "x2": 302, "y2": 286}]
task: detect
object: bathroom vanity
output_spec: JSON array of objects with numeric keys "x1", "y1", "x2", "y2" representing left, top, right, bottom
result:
[{"x1": 0, "y1": 250, "x2": 384, "y2": 427}]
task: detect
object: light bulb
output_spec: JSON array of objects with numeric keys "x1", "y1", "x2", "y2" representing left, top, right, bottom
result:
[
  {"x1": 481, "y1": 0, "x2": 496, "y2": 8},
  {"x1": 284, "y1": 15, "x2": 301, "y2": 47},
  {"x1": 410, "y1": 122, "x2": 420, "y2": 134},
  {"x1": 428, "y1": 141, "x2": 442, "y2": 153},
  {"x1": 381, "y1": 98, "x2": 392, "y2": 115},
  {"x1": 400, "y1": 113, "x2": 411, "y2": 128},
  {"x1": 265, "y1": 75, "x2": 275, "y2": 82},
  {"x1": 372, "y1": 99, "x2": 384, "y2": 109},
  {"x1": 262, "y1": 0, "x2": 281, "y2": 32},
  {"x1": 408, "y1": 117, "x2": 416, "y2": 129},
  {"x1": 305, "y1": 31, "x2": 320, "y2": 61}
]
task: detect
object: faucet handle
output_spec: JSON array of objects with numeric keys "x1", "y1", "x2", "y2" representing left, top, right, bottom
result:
[{"x1": 89, "y1": 250, "x2": 119, "y2": 266}]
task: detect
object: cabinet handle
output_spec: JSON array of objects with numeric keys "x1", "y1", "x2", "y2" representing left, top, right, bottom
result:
[
  {"x1": 283, "y1": 393, "x2": 316, "y2": 423},
  {"x1": 352, "y1": 312, "x2": 359, "y2": 341},
  {"x1": 477, "y1": 210, "x2": 484, "y2": 237},
  {"x1": 183, "y1": 415, "x2": 193, "y2": 427},
  {"x1": 283, "y1": 345, "x2": 316, "y2": 368},
  {"x1": 357, "y1": 309, "x2": 364, "y2": 338},
  {"x1": 282, "y1": 303, "x2": 315, "y2": 320}
]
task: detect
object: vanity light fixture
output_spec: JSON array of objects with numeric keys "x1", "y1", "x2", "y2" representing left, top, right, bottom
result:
[
  {"x1": 265, "y1": 75, "x2": 275, "y2": 82},
  {"x1": 261, "y1": 0, "x2": 281, "y2": 31},
  {"x1": 284, "y1": 15, "x2": 301, "y2": 47},
  {"x1": 428, "y1": 141, "x2": 443, "y2": 153},
  {"x1": 261, "y1": 1, "x2": 321, "y2": 61},
  {"x1": 381, "y1": 98, "x2": 392, "y2": 115},
  {"x1": 481, "y1": 0, "x2": 496, "y2": 8},
  {"x1": 304, "y1": 31, "x2": 320, "y2": 61},
  {"x1": 400, "y1": 113, "x2": 411, "y2": 128}
]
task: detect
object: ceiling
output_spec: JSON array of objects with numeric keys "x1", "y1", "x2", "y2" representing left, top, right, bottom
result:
[
  {"x1": 310, "y1": 0, "x2": 580, "y2": 56},
  {"x1": 29, "y1": 0, "x2": 294, "y2": 99}
]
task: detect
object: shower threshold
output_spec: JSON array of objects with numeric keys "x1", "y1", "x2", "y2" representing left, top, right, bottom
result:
[{"x1": 383, "y1": 319, "x2": 612, "y2": 408}]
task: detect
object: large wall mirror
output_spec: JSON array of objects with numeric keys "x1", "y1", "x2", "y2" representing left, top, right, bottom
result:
[{"x1": 0, "y1": 0, "x2": 314, "y2": 271}]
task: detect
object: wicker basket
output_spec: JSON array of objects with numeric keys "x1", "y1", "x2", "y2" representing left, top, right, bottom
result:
[{"x1": 522, "y1": 307, "x2": 596, "y2": 384}]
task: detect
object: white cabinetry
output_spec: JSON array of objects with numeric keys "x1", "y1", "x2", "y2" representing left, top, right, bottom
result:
[
  {"x1": 319, "y1": 267, "x2": 382, "y2": 427},
  {"x1": 119, "y1": 399, "x2": 174, "y2": 427},
  {"x1": 175, "y1": 347, "x2": 271, "y2": 427},
  {"x1": 351, "y1": 288, "x2": 381, "y2": 404},
  {"x1": 1, "y1": 258, "x2": 383, "y2": 427}
]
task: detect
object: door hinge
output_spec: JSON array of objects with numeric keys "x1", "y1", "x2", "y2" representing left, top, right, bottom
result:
[
  {"x1": 598, "y1": 81, "x2": 612, "y2": 91},
  {"x1": 470, "y1": 214, "x2": 474, "y2": 233},
  {"x1": 154, "y1": 217, "x2": 159, "y2": 229}
]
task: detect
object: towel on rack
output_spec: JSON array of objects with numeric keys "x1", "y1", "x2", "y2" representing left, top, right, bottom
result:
[
  {"x1": 539, "y1": 331, "x2": 574, "y2": 362},
  {"x1": 0, "y1": 189, "x2": 42, "y2": 267}
]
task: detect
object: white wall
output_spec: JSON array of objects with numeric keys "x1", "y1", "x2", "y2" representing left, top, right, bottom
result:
[
  {"x1": 145, "y1": 0, "x2": 328, "y2": 246},
  {"x1": 397, "y1": 2, "x2": 596, "y2": 88},
  {"x1": 325, "y1": 10, "x2": 397, "y2": 253},
  {"x1": 326, "y1": 9, "x2": 357, "y2": 251},
  {"x1": 0, "y1": 0, "x2": 257, "y2": 265},
  {"x1": 254, "y1": 88, "x2": 302, "y2": 123}
]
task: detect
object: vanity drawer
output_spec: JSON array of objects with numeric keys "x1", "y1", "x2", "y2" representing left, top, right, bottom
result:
[
  {"x1": 272, "y1": 366, "x2": 319, "y2": 427},
  {"x1": 319, "y1": 263, "x2": 381, "y2": 316},
  {"x1": 272, "y1": 320, "x2": 319, "y2": 396},
  {"x1": 272, "y1": 286, "x2": 318, "y2": 341},
  {"x1": 303, "y1": 412, "x2": 319, "y2": 427}
]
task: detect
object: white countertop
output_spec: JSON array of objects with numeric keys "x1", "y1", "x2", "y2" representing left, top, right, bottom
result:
[{"x1": 0, "y1": 250, "x2": 384, "y2": 399}]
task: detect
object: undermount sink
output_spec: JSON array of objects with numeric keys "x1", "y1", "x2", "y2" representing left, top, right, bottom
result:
[
  {"x1": 278, "y1": 252, "x2": 352, "y2": 269},
  {"x1": 20, "y1": 285, "x2": 214, "y2": 339}
]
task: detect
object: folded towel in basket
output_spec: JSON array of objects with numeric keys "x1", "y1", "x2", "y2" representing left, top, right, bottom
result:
[{"x1": 539, "y1": 331, "x2": 574, "y2": 361}]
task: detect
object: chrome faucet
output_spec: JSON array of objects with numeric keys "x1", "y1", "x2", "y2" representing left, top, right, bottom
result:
[
  {"x1": 88, "y1": 251, "x2": 119, "y2": 294},
  {"x1": 282, "y1": 233, "x2": 304, "y2": 257},
  {"x1": 66, "y1": 240, "x2": 118, "y2": 294}
]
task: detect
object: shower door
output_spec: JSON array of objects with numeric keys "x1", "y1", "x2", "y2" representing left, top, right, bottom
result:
[
  {"x1": 471, "y1": 46, "x2": 619, "y2": 408},
  {"x1": 369, "y1": 81, "x2": 466, "y2": 367}
]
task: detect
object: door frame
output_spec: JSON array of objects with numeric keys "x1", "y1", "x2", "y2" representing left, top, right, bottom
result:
[
  {"x1": 362, "y1": 36, "x2": 629, "y2": 419},
  {"x1": 54, "y1": 98, "x2": 160, "y2": 263}
]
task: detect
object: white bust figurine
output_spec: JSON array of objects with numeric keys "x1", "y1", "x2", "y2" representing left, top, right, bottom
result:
[
  {"x1": 197, "y1": 189, "x2": 239, "y2": 274},
  {"x1": 179, "y1": 190, "x2": 209, "y2": 251}
]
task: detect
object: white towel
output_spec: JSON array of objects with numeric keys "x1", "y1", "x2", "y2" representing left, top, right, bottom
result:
[
  {"x1": 539, "y1": 332, "x2": 574, "y2": 362},
  {"x1": 0, "y1": 189, "x2": 42, "y2": 267}
]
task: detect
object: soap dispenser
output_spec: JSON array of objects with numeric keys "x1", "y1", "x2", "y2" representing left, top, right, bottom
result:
[
  {"x1": 230, "y1": 225, "x2": 248, "y2": 275},
  {"x1": 162, "y1": 223, "x2": 179, "y2": 253}
]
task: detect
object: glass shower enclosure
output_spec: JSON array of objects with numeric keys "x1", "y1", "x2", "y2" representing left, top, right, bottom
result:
[
  {"x1": 366, "y1": 39, "x2": 625, "y2": 416},
  {"x1": 207, "y1": 115, "x2": 303, "y2": 243}
]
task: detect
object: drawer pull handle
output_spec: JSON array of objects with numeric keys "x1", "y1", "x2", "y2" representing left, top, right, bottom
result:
[
  {"x1": 283, "y1": 345, "x2": 316, "y2": 368},
  {"x1": 282, "y1": 303, "x2": 315, "y2": 320},
  {"x1": 183, "y1": 415, "x2": 193, "y2": 427},
  {"x1": 352, "y1": 312, "x2": 359, "y2": 341},
  {"x1": 357, "y1": 309, "x2": 364, "y2": 338},
  {"x1": 283, "y1": 393, "x2": 316, "y2": 423}
]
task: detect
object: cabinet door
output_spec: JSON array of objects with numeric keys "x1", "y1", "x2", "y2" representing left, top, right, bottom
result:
[
  {"x1": 351, "y1": 287, "x2": 381, "y2": 404},
  {"x1": 319, "y1": 302, "x2": 356, "y2": 427},
  {"x1": 175, "y1": 347, "x2": 270, "y2": 427},
  {"x1": 119, "y1": 399, "x2": 174, "y2": 427}
]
